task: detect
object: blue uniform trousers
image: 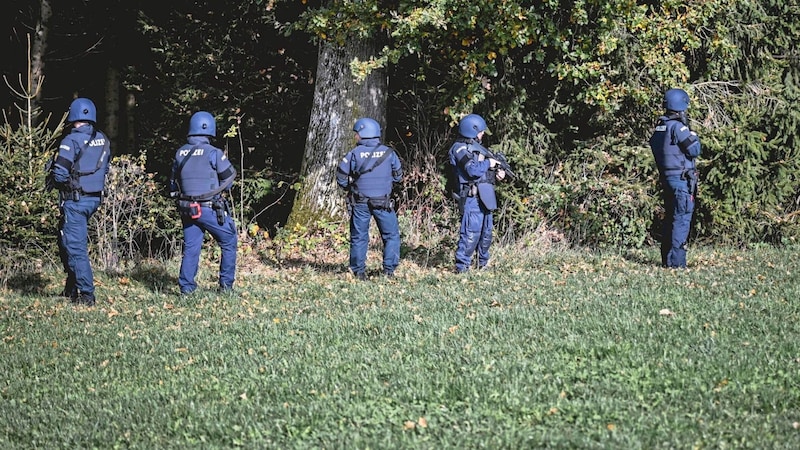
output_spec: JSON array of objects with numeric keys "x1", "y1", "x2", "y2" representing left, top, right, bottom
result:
[
  {"x1": 179, "y1": 206, "x2": 237, "y2": 294},
  {"x1": 349, "y1": 202, "x2": 400, "y2": 276},
  {"x1": 455, "y1": 197, "x2": 493, "y2": 272},
  {"x1": 661, "y1": 176, "x2": 694, "y2": 268},
  {"x1": 59, "y1": 196, "x2": 102, "y2": 298}
]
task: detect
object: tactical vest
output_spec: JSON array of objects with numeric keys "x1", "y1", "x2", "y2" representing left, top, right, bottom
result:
[
  {"x1": 71, "y1": 131, "x2": 110, "y2": 194},
  {"x1": 451, "y1": 140, "x2": 494, "y2": 186},
  {"x1": 174, "y1": 142, "x2": 222, "y2": 199},
  {"x1": 349, "y1": 143, "x2": 394, "y2": 198},
  {"x1": 650, "y1": 117, "x2": 695, "y2": 177}
]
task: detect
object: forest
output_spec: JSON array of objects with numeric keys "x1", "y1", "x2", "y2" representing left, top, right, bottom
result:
[{"x1": 1, "y1": 0, "x2": 799, "y2": 272}]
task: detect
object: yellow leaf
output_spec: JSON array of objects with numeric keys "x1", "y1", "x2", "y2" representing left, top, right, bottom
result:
[
  {"x1": 403, "y1": 420, "x2": 416, "y2": 430},
  {"x1": 418, "y1": 417, "x2": 428, "y2": 428}
]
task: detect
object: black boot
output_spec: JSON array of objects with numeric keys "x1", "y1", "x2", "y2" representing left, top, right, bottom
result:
[{"x1": 72, "y1": 293, "x2": 96, "y2": 307}]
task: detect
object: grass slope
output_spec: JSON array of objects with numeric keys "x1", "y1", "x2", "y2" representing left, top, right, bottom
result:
[{"x1": 1, "y1": 245, "x2": 799, "y2": 448}]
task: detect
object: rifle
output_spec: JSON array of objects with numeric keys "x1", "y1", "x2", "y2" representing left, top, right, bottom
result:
[{"x1": 486, "y1": 149, "x2": 516, "y2": 180}]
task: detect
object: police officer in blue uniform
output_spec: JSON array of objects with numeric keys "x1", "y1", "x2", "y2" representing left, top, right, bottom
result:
[
  {"x1": 449, "y1": 114, "x2": 506, "y2": 273},
  {"x1": 51, "y1": 98, "x2": 111, "y2": 306},
  {"x1": 336, "y1": 118, "x2": 403, "y2": 280},
  {"x1": 170, "y1": 111, "x2": 237, "y2": 294},
  {"x1": 650, "y1": 88, "x2": 702, "y2": 268}
]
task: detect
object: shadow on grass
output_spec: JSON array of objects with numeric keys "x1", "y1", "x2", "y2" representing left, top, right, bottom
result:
[
  {"x1": 401, "y1": 243, "x2": 452, "y2": 269},
  {"x1": 5, "y1": 271, "x2": 51, "y2": 296},
  {"x1": 621, "y1": 248, "x2": 660, "y2": 267},
  {"x1": 264, "y1": 240, "x2": 454, "y2": 275},
  {"x1": 129, "y1": 260, "x2": 176, "y2": 292},
  {"x1": 273, "y1": 257, "x2": 344, "y2": 275}
]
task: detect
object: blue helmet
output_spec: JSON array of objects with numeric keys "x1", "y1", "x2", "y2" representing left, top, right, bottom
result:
[
  {"x1": 188, "y1": 111, "x2": 216, "y2": 137},
  {"x1": 664, "y1": 88, "x2": 690, "y2": 112},
  {"x1": 353, "y1": 117, "x2": 381, "y2": 138},
  {"x1": 67, "y1": 98, "x2": 96, "y2": 123},
  {"x1": 458, "y1": 114, "x2": 487, "y2": 138}
]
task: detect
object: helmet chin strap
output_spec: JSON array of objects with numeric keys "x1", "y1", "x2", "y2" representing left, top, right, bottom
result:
[{"x1": 666, "y1": 111, "x2": 688, "y2": 126}]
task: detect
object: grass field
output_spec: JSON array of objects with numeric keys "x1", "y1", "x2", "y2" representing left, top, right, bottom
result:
[{"x1": 1, "y1": 244, "x2": 799, "y2": 448}]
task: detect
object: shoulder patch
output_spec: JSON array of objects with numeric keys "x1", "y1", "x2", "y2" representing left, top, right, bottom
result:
[{"x1": 655, "y1": 125, "x2": 667, "y2": 132}]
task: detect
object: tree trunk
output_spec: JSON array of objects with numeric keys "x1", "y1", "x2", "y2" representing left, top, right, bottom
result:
[
  {"x1": 30, "y1": 0, "x2": 52, "y2": 110},
  {"x1": 104, "y1": 66, "x2": 120, "y2": 147},
  {"x1": 286, "y1": 36, "x2": 387, "y2": 228}
]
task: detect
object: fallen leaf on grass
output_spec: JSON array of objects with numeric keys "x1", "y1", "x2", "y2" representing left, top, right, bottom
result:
[
  {"x1": 659, "y1": 308, "x2": 675, "y2": 317},
  {"x1": 403, "y1": 420, "x2": 416, "y2": 430}
]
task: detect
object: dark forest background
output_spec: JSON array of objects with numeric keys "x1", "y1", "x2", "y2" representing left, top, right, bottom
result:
[{"x1": 2, "y1": 0, "x2": 800, "y2": 272}]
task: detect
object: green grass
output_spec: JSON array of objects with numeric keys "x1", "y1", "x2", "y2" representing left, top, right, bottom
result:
[{"x1": 2, "y1": 245, "x2": 800, "y2": 449}]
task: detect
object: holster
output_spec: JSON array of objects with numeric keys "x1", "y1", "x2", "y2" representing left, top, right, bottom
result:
[
  {"x1": 178, "y1": 200, "x2": 202, "y2": 219},
  {"x1": 367, "y1": 195, "x2": 394, "y2": 212},
  {"x1": 212, "y1": 198, "x2": 229, "y2": 225},
  {"x1": 682, "y1": 170, "x2": 698, "y2": 198}
]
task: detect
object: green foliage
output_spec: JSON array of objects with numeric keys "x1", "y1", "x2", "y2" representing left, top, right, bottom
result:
[
  {"x1": 0, "y1": 102, "x2": 64, "y2": 265},
  {"x1": 6, "y1": 0, "x2": 799, "y2": 256},
  {"x1": 2, "y1": 246, "x2": 800, "y2": 447},
  {"x1": 694, "y1": 48, "x2": 800, "y2": 244},
  {"x1": 130, "y1": 1, "x2": 315, "y2": 172},
  {"x1": 273, "y1": 218, "x2": 349, "y2": 264},
  {"x1": 93, "y1": 153, "x2": 182, "y2": 270}
]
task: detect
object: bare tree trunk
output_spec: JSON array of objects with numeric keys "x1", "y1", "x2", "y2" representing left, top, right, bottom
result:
[
  {"x1": 105, "y1": 66, "x2": 120, "y2": 147},
  {"x1": 30, "y1": 0, "x2": 52, "y2": 109},
  {"x1": 287, "y1": 37, "x2": 387, "y2": 228},
  {"x1": 125, "y1": 92, "x2": 136, "y2": 152}
]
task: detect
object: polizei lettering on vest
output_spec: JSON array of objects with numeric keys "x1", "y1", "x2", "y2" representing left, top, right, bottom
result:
[
  {"x1": 360, "y1": 150, "x2": 385, "y2": 159},
  {"x1": 179, "y1": 148, "x2": 205, "y2": 157}
]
